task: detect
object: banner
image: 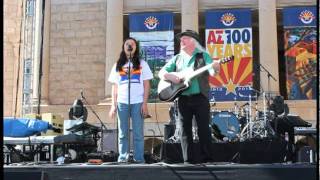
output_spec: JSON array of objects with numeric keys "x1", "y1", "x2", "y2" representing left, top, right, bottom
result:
[
  {"x1": 129, "y1": 12, "x2": 174, "y2": 102},
  {"x1": 282, "y1": 7, "x2": 317, "y2": 100},
  {"x1": 205, "y1": 9, "x2": 253, "y2": 101}
]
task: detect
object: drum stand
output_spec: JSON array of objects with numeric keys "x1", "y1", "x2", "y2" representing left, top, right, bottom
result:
[
  {"x1": 238, "y1": 92, "x2": 254, "y2": 140},
  {"x1": 262, "y1": 92, "x2": 268, "y2": 137},
  {"x1": 240, "y1": 91, "x2": 275, "y2": 140},
  {"x1": 248, "y1": 94, "x2": 253, "y2": 138},
  {"x1": 166, "y1": 100, "x2": 181, "y2": 143},
  {"x1": 233, "y1": 97, "x2": 239, "y2": 118}
]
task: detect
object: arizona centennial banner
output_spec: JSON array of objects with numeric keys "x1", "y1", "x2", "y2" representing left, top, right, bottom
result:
[
  {"x1": 205, "y1": 9, "x2": 253, "y2": 101},
  {"x1": 282, "y1": 6, "x2": 317, "y2": 100}
]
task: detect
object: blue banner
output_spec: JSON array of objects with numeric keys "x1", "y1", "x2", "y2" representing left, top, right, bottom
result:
[
  {"x1": 283, "y1": 6, "x2": 316, "y2": 27},
  {"x1": 129, "y1": 12, "x2": 174, "y2": 102},
  {"x1": 205, "y1": 9, "x2": 252, "y2": 29},
  {"x1": 282, "y1": 6, "x2": 317, "y2": 100},
  {"x1": 129, "y1": 12, "x2": 174, "y2": 32},
  {"x1": 205, "y1": 9, "x2": 253, "y2": 102}
]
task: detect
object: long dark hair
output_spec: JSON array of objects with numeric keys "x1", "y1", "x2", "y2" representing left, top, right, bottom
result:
[{"x1": 116, "y1": 37, "x2": 140, "y2": 71}]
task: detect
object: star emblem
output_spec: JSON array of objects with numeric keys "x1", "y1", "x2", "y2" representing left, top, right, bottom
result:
[{"x1": 225, "y1": 79, "x2": 237, "y2": 95}]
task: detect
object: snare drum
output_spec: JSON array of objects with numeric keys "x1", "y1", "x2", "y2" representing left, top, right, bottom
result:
[{"x1": 211, "y1": 111, "x2": 240, "y2": 141}]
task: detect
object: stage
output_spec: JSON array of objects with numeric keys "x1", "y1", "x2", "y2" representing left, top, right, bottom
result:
[
  {"x1": 3, "y1": 115, "x2": 317, "y2": 180},
  {"x1": 4, "y1": 162, "x2": 317, "y2": 180}
]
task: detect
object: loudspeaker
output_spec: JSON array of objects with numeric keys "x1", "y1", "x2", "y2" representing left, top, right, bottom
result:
[
  {"x1": 239, "y1": 138, "x2": 287, "y2": 164},
  {"x1": 4, "y1": 172, "x2": 44, "y2": 180},
  {"x1": 102, "y1": 129, "x2": 133, "y2": 153},
  {"x1": 160, "y1": 143, "x2": 183, "y2": 163},
  {"x1": 297, "y1": 146, "x2": 315, "y2": 163},
  {"x1": 164, "y1": 124, "x2": 175, "y2": 140},
  {"x1": 161, "y1": 138, "x2": 287, "y2": 164}
]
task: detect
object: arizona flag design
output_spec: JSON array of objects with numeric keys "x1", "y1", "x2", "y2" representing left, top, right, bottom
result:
[
  {"x1": 206, "y1": 9, "x2": 253, "y2": 101},
  {"x1": 119, "y1": 67, "x2": 142, "y2": 84}
]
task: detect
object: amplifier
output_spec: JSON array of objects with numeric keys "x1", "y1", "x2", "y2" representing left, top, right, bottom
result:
[{"x1": 41, "y1": 113, "x2": 64, "y2": 136}]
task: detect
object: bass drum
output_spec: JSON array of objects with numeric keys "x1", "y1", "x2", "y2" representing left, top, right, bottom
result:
[{"x1": 211, "y1": 111, "x2": 240, "y2": 141}]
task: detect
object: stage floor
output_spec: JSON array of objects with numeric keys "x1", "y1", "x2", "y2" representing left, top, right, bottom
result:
[{"x1": 4, "y1": 162, "x2": 317, "y2": 180}]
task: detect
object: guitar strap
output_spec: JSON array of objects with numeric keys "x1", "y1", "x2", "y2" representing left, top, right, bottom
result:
[
  {"x1": 194, "y1": 52, "x2": 210, "y2": 98},
  {"x1": 193, "y1": 53, "x2": 204, "y2": 70},
  {"x1": 173, "y1": 54, "x2": 181, "y2": 72}
]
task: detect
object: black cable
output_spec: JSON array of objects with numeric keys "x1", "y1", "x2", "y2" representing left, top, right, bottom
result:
[
  {"x1": 37, "y1": 0, "x2": 46, "y2": 114},
  {"x1": 81, "y1": 95, "x2": 107, "y2": 152}
]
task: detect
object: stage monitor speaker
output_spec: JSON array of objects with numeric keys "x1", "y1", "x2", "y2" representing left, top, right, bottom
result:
[
  {"x1": 164, "y1": 124, "x2": 175, "y2": 140},
  {"x1": 161, "y1": 142, "x2": 241, "y2": 163},
  {"x1": 102, "y1": 129, "x2": 133, "y2": 153},
  {"x1": 5, "y1": 171, "x2": 45, "y2": 180},
  {"x1": 239, "y1": 138, "x2": 287, "y2": 164},
  {"x1": 161, "y1": 138, "x2": 287, "y2": 164},
  {"x1": 297, "y1": 146, "x2": 315, "y2": 163},
  {"x1": 160, "y1": 143, "x2": 183, "y2": 163}
]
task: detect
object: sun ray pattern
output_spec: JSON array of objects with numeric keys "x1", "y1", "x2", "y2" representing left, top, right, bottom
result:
[{"x1": 205, "y1": 9, "x2": 253, "y2": 101}]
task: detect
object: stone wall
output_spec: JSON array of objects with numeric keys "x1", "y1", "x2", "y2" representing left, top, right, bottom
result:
[{"x1": 49, "y1": 0, "x2": 106, "y2": 105}]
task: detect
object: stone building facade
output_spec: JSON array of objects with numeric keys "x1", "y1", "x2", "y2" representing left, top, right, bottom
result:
[{"x1": 4, "y1": 0, "x2": 317, "y2": 136}]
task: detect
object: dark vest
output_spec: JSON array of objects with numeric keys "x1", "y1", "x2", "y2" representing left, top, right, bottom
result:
[{"x1": 194, "y1": 53, "x2": 209, "y2": 98}]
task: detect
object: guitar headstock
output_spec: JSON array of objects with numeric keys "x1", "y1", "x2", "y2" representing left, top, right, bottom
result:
[{"x1": 220, "y1": 55, "x2": 234, "y2": 64}]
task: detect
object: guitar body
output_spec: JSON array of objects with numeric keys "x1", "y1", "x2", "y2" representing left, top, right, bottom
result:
[
  {"x1": 157, "y1": 56, "x2": 233, "y2": 102},
  {"x1": 157, "y1": 80, "x2": 189, "y2": 102}
]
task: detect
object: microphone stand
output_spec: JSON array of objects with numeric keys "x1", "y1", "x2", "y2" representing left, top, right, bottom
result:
[
  {"x1": 81, "y1": 92, "x2": 107, "y2": 152},
  {"x1": 127, "y1": 47, "x2": 134, "y2": 163},
  {"x1": 258, "y1": 63, "x2": 277, "y2": 107},
  {"x1": 258, "y1": 64, "x2": 277, "y2": 138}
]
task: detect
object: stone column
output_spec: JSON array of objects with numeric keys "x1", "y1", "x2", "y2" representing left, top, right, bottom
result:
[
  {"x1": 40, "y1": 0, "x2": 51, "y2": 105},
  {"x1": 181, "y1": 0, "x2": 199, "y2": 32},
  {"x1": 102, "y1": 0, "x2": 123, "y2": 103},
  {"x1": 6, "y1": 0, "x2": 24, "y2": 117},
  {"x1": 32, "y1": 0, "x2": 43, "y2": 112},
  {"x1": 258, "y1": 0, "x2": 279, "y2": 95}
]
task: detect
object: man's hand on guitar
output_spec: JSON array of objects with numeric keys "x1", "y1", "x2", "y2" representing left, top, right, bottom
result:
[
  {"x1": 212, "y1": 61, "x2": 220, "y2": 75},
  {"x1": 164, "y1": 73, "x2": 182, "y2": 84}
]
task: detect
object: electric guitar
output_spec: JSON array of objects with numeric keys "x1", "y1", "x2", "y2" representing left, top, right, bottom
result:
[{"x1": 157, "y1": 56, "x2": 234, "y2": 102}]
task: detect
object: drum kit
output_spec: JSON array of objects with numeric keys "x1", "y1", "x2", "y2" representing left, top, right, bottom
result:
[
  {"x1": 211, "y1": 92, "x2": 277, "y2": 142},
  {"x1": 166, "y1": 92, "x2": 278, "y2": 143}
]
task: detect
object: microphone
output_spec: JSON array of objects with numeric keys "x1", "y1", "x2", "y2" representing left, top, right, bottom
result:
[{"x1": 127, "y1": 44, "x2": 133, "y2": 52}]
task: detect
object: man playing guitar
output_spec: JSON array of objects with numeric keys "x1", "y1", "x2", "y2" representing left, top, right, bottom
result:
[{"x1": 158, "y1": 30, "x2": 220, "y2": 164}]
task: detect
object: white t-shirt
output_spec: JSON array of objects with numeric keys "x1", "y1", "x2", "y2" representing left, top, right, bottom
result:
[{"x1": 108, "y1": 60, "x2": 153, "y2": 104}]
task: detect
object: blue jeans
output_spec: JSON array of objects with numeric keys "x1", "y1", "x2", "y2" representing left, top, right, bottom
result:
[{"x1": 117, "y1": 103, "x2": 145, "y2": 162}]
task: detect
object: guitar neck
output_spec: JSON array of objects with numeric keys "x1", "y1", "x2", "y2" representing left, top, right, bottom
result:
[{"x1": 188, "y1": 59, "x2": 221, "y2": 79}]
